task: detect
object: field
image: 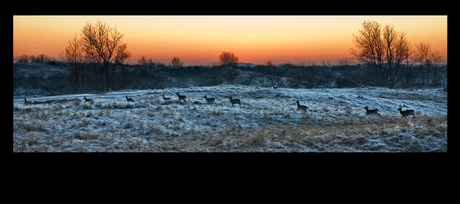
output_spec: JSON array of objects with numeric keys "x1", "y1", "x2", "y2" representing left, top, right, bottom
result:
[{"x1": 13, "y1": 85, "x2": 448, "y2": 152}]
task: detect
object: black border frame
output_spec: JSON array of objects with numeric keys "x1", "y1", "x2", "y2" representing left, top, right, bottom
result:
[{"x1": 2, "y1": 1, "x2": 459, "y2": 203}]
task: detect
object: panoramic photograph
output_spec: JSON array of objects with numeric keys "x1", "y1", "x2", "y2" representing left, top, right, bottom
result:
[{"x1": 12, "y1": 15, "x2": 448, "y2": 152}]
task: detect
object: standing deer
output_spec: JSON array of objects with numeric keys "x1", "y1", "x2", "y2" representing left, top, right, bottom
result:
[
  {"x1": 398, "y1": 106, "x2": 416, "y2": 121},
  {"x1": 228, "y1": 96, "x2": 241, "y2": 108},
  {"x1": 203, "y1": 95, "x2": 216, "y2": 105}
]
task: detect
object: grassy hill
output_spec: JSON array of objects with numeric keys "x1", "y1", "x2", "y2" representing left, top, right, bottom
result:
[{"x1": 13, "y1": 85, "x2": 447, "y2": 152}]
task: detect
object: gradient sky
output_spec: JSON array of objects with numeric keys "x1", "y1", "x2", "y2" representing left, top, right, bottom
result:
[{"x1": 13, "y1": 15, "x2": 447, "y2": 66}]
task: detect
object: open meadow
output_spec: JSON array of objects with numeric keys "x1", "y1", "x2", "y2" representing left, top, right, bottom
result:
[{"x1": 13, "y1": 85, "x2": 448, "y2": 152}]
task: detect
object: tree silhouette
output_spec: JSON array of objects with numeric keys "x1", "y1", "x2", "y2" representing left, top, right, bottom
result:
[
  {"x1": 80, "y1": 19, "x2": 130, "y2": 92},
  {"x1": 414, "y1": 42, "x2": 443, "y2": 86},
  {"x1": 60, "y1": 34, "x2": 86, "y2": 93},
  {"x1": 350, "y1": 21, "x2": 410, "y2": 88},
  {"x1": 114, "y1": 43, "x2": 131, "y2": 90},
  {"x1": 138, "y1": 55, "x2": 147, "y2": 66},
  {"x1": 171, "y1": 56, "x2": 184, "y2": 67},
  {"x1": 219, "y1": 51, "x2": 238, "y2": 66},
  {"x1": 17, "y1": 55, "x2": 28, "y2": 63}
]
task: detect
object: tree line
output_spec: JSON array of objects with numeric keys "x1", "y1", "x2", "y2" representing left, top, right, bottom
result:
[
  {"x1": 14, "y1": 54, "x2": 55, "y2": 64},
  {"x1": 13, "y1": 20, "x2": 446, "y2": 97},
  {"x1": 350, "y1": 21, "x2": 445, "y2": 88}
]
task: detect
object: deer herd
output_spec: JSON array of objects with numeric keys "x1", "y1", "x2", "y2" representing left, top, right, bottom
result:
[{"x1": 23, "y1": 91, "x2": 417, "y2": 121}]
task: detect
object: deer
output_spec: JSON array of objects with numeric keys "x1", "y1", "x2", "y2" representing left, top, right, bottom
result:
[
  {"x1": 398, "y1": 105, "x2": 416, "y2": 121},
  {"x1": 364, "y1": 106, "x2": 381, "y2": 117},
  {"x1": 162, "y1": 95, "x2": 171, "y2": 100},
  {"x1": 228, "y1": 96, "x2": 241, "y2": 108},
  {"x1": 24, "y1": 98, "x2": 34, "y2": 104},
  {"x1": 84, "y1": 96, "x2": 94, "y2": 103},
  {"x1": 203, "y1": 95, "x2": 216, "y2": 105},
  {"x1": 177, "y1": 92, "x2": 187, "y2": 102},
  {"x1": 294, "y1": 99, "x2": 308, "y2": 113},
  {"x1": 126, "y1": 96, "x2": 135, "y2": 102}
]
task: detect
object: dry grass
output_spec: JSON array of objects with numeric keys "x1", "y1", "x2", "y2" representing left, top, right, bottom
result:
[
  {"x1": 124, "y1": 121, "x2": 134, "y2": 129},
  {"x1": 14, "y1": 119, "x2": 47, "y2": 132},
  {"x1": 24, "y1": 132, "x2": 41, "y2": 146},
  {"x1": 246, "y1": 126, "x2": 267, "y2": 144},
  {"x1": 81, "y1": 103, "x2": 93, "y2": 110},
  {"x1": 13, "y1": 90, "x2": 447, "y2": 152},
  {"x1": 72, "y1": 99, "x2": 81, "y2": 106},
  {"x1": 73, "y1": 129, "x2": 99, "y2": 140}
]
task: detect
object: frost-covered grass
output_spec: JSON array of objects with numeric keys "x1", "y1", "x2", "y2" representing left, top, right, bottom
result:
[{"x1": 13, "y1": 85, "x2": 448, "y2": 152}]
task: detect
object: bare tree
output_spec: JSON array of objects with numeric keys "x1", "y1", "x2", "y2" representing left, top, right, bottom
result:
[
  {"x1": 28, "y1": 55, "x2": 35, "y2": 64},
  {"x1": 60, "y1": 34, "x2": 86, "y2": 93},
  {"x1": 114, "y1": 43, "x2": 131, "y2": 90},
  {"x1": 17, "y1": 55, "x2": 28, "y2": 63},
  {"x1": 429, "y1": 51, "x2": 443, "y2": 86},
  {"x1": 80, "y1": 19, "x2": 129, "y2": 92},
  {"x1": 398, "y1": 51, "x2": 419, "y2": 88},
  {"x1": 413, "y1": 42, "x2": 443, "y2": 86},
  {"x1": 36, "y1": 54, "x2": 50, "y2": 63},
  {"x1": 350, "y1": 21, "x2": 411, "y2": 88},
  {"x1": 337, "y1": 58, "x2": 353, "y2": 66},
  {"x1": 337, "y1": 57, "x2": 354, "y2": 78},
  {"x1": 219, "y1": 51, "x2": 239, "y2": 66},
  {"x1": 138, "y1": 55, "x2": 147, "y2": 66},
  {"x1": 171, "y1": 56, "x2": 184, "y2": 67},
  {"x1": 321, "y1": 60, "x2": 331, "y2": 66}
]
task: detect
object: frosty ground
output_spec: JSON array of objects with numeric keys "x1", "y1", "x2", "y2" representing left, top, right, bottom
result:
[{"x1": 13, "y1": 85, "x2": 448, "y2": 152}]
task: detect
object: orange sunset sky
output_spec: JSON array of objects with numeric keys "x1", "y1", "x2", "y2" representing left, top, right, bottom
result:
[{"x1": 13, "y1": 15, "x2": 447, "y2": 66}]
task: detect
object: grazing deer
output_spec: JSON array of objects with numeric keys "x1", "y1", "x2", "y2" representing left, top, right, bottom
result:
[
  {"x1": 364, "y1": 106, "x2": 381, "y2": 117},
  {"x1": 203, "y1": 95, "x2": 216, "y2": 105},
  {"x1": 126, "y1": 96, "x2": 135, "y2": 102},
  {"x1": 228, "y1": 96, "x2": 241, "y2": 108},
  {"x1": 176, "y1": 92, "x2": 187, "y2": 102},
  {"x1": 24, "y1": 98, "x2": 34, "y2": 104},
  {"x1": 398, "y1": 106, "x2": 416, "y2": 121},
  {"x1": 84, "y1": 96, "x2": 94, "y2": 103},
  {"x1": 294, "y1": 99, "x2": 308, "y2": 113},
  {"x1": 162, "y1": 95, "x2": 171, "y2": 100}
]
